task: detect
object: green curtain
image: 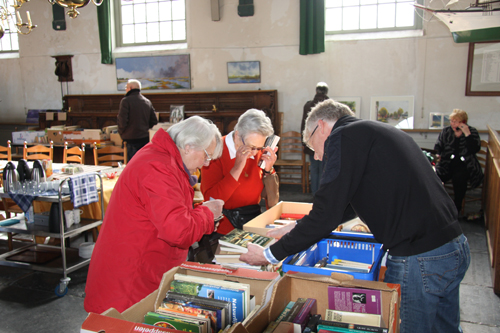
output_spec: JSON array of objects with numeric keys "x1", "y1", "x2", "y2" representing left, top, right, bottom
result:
[
  {"x1": 299, "y1": 0, "x2": 325, "y2": 55},
  {"x1": 97, "y1": 0, "x2": 112, "y2": 64}
]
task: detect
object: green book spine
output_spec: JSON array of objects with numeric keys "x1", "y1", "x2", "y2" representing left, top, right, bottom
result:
[{"x1": 144, "y1": 312, "x2": 201, "y2": 332}]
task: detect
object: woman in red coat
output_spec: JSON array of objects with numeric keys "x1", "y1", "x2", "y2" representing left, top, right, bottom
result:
[
  {"x1": 84, "y1": 116, "x2": 224, "y2": 314},
  {"x1": 201, "y1": 109, "x2": 278, "y2": 235}
]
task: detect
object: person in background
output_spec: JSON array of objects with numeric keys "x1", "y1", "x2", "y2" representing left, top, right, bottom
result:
[
  {"x1": 301, "y1": 82, "x2": 329, "y2": 194},
  {"x1": 434, "y1": 109, "x2": 483, "y2": 216},
  {"x1": 201, "y1": 109, "x2": 279, "y2": 235},
  {"x1": 84, "y1": 116, "x2": 224, "y2": 314},
  {"x1": 241, "y1": 99, "x2": 470, "y2": 333},
  {"x1": 117, "y1": 79, "x2": 158, "y2": 162}
]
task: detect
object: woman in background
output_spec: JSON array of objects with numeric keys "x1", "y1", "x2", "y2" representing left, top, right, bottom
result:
[
  {"x1": 84, "y1": 116, "x2": 224, "y2": 314},
  {"x1": 201, "y1": 109, "x2": 279, "y2": 235},
  {"x1": 434, "y1": 109, "x2": 483, "y2": 215}
]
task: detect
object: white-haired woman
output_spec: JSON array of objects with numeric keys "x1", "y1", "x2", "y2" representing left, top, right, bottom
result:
[
  {"x1": 85, "y1": 116, "x2": 224, "y2": 314},
  {"x1": 201, "y1": 109, "x2": 279, "y2": 235}
]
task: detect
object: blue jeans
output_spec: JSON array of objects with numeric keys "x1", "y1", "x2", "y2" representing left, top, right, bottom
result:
[
  {"x1": 384, "y1": 234, "x2": 470, "y2": 333},
  {"x1": 309, "y1": 158, "x2": 323, "y2": 194}
]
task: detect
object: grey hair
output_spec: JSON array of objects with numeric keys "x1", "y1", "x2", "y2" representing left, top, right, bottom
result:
[
  {"x1": 303, "y1": 99, "x2": 354, "y2": 142},
  {"x1": 167, "y1": 116, "x2": 223, "y2": 159},
  {"x1": 234, "y1": 109, "x2": 274, "y2": 140},
  {"x1": 316, "y1": 82, "x2": 328, "y2": 95},
  {"x1": 127, "y1": 79, "x2": 141, "y2": 90}
]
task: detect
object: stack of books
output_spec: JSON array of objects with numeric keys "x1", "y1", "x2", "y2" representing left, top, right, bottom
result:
[{"x1": 218, "y1": 228, "x2": 276, "y2": 253}]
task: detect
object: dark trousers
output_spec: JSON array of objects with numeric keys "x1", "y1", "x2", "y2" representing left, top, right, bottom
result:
[
  {"x1": 440, "y1": 159, "x2": 468, "y2": 213},
  {"x1": 126, "y1": 141, "x2": 148, "y2": 162}
]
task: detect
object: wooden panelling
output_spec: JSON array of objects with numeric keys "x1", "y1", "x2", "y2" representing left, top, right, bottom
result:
[
  {"x1": 484, "y1": 126, "x2": 500, "y2": 295},
  {"x1": 39, "y1": 90, "x2": 279, "y2": 136}
]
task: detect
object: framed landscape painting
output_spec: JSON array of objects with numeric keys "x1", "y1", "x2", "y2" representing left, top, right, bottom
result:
[
  {"x1": 370, "y1": 96, "x2": 414, "y2": 129},
  {"x1": 116, "y1": 54, "x2": 191, "y2": 91},
  {"x1": 227, "y1": 61, "x2": 261, "y2": 83},
  {"x1": 429, "y1": 113, "x2": 444, "y2": 129},
  {"x1": 333, "y1": 97, "x2": 361, "y2": 117}
]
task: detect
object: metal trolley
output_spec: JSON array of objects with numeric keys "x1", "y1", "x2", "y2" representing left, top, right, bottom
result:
[{"x1": 0, "y1": 173, "x2": 104, "y2": 296}]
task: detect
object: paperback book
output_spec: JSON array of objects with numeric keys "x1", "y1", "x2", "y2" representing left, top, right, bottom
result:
[
  {"x1": 328, "y1": 286, "x2": 382, "y2": 315},
  {"x1": 218, "y1": 228, "x2": 275, "y2": 253},
  {"x1": 143, "y1": 311, "x2": 207, "y2": 333},
  {"x1": 318, "y1": 319, "x2": 389, "y2": 333},
  {"x1": 324, "y1": 309, "x2": 382, "y2": 327}
]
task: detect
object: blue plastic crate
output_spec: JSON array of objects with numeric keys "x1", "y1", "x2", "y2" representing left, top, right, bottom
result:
[{"x1": 282, "y1": 239, "x2": 385, "y2": 281}]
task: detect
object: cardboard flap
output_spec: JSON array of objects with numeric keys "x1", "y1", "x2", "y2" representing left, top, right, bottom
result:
[
  {"x1": 99, "y1": 308, "x2": 125, "y2": 320},
  {"x1": 179, "y1": 261, "x2": 280, "y2": 281},
  {"x1": 284, "y1": 271, "x2": 353, "y2": 284}
]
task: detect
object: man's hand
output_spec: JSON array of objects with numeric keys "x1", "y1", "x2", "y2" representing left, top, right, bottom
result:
[
  {"x1": 240, "y1": 243, "x2": 270, "y2": 266},
  {"x1": 266, "y1": 222, "x2": 296, "y2": 239}
]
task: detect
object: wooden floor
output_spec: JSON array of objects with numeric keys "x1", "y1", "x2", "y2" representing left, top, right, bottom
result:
[{"x1": 0, "y1": 185, "x2": 496, "y2": 332}]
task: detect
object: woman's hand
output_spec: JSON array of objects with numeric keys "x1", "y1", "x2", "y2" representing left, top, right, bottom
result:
[
  {"x1": 459, "y1": 123, "x2": 471, "y2": 137},
  {"x1": 202, "y1": 199, "x2": 224, "y2": 222},
  {"x1": 266, "y1": 222, "x2": 296, "y2": 239},
  {"x1": 261, "y1": 146, "x2": 278, "y2": 172},
  {"x1": 230, "y1": 144, "x2": 251, "y2": 180}
]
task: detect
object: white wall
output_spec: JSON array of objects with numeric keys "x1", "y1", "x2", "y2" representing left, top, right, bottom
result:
[{"x1": 1, "y1": 0, "x2": 499, "y2": 138}]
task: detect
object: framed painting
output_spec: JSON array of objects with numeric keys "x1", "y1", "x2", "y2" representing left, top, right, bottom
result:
[
  {"x1": 370, "y1": 96, "x2": 414, "y2": 129},
  {"x1": 227, "y1": 61, "x2": 261, "y2": 83},
  {"x1": 429, "y1": 113, "x2": 444, "y2": 129},
  {"x1": 466, "y1": 41, "x2": 500, "y2": 96},
  {"x1": 116, "y1": 54, "x2": 191, "y2": 91},
  {"x1": 333, "y1": 97, "x2": 361, "y2": 117}
]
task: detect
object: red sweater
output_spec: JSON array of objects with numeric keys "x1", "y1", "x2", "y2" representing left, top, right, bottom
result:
[{"x1": 201, "y1": 135, "x2": 264, "y2": 234}]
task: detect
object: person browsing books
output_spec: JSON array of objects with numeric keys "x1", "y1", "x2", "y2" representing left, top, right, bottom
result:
[
  {"x1": 201, "y1": 109, "x2": 279, "y2": 235},
  {"x1": 84, "y1": 116, "x2": 225, "y2": 314},
  {"x1": 434, "y1": 109, "x2": 484, "y2": 216},
  {"x1": 240, "y1": 99, "x2": 470, "y2": 333}
]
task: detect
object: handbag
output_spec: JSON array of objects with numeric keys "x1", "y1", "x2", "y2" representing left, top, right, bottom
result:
[
  {"x1": 223, "y1": 204, "x2": 262, "y2": 229},
  {"x1": 262, "y1": 172, "x2": 279, "y2": 208}
]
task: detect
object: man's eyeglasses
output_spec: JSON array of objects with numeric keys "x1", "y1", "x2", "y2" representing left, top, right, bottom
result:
[
  {"x1": 204, "y1": 149, "x2": 212, "y2": 162},
  {"x1": 305, "y1": 124, "x2": 318, "y2": 151},
  {"x1": 242, "y1": 137, "x2": 265, "y2": 151}
]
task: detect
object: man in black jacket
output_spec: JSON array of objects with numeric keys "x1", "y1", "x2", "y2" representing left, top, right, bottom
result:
[
  {"x1": 241, "y1": 99, "x2": 470, "y2": 333},
  {"x1": 117, "y1": 79, "x2": 158, "y2": 162}
]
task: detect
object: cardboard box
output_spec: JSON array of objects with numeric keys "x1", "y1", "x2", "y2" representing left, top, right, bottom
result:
[
  {"x1": 103, "y1": 125, "x2": 118, "y2": 136},
  {"x1": 12, "y1": 131, "x2": 46, "y2": 145},
  {"x1": 46, "y1": 129, "x2": 64, "y2": 144},
  {"x1": 149, "y1": 123, "x2": 174, "y2": 141},
  {"x1": 81, "y1": 312, "x2": 182, "y2": 333},
  {"x1": 229, "y1": 272, "x2": 400, "y2": 333},
  {"x1": 81, "y1": 262, "x2": 280, "y2": 332},
  {"x1": 110, "y1": 133, "x2": 123, "y2": 147},
  {"x1": 243, "y1": 201, "x2": 312, "y2": 236},
  {"x1": 64, "y1": 130, "x2": 109, "y2": 145}
]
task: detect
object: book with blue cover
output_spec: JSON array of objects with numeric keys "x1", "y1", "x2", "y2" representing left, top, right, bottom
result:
[{"x1": 170, "y1": 279, "x2": 246, "y2": 324}]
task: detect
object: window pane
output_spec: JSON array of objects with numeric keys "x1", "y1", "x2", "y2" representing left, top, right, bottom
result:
[
  {"x1": 122, "y1": 24, "x2": 135, "y2": 43},
  {"x1": 326, "y1": 0, "x2": 342, "y2": 7},
  {"x1": 172, "y1": 0, "x2": 185, "y2": 20},
  {"x1": 360, "y1": 5, "x2": 377, "y2": 29},
  {"x1": 10, "y1": 31, "x2": 18, "y2": 50},
  {"x1": 325, "y1": 8, "x2": 342, "y2": 31},
  {"x1": 121, "y1": 5, "x2": 134, "y2": 24},
  {"x1": 172, "y1": 20, "x2": 185, "y2": 40},
  {"x1": 343, "y1": 6, "x2": 359, "y2": 30},
  {"x1": 1, "y1": 34, "x2": 11, "y2": 51},
  {"x1": 133, "y1": 4, "x2": 146, "y2": 24},
  {"x1": 147, "y1": 22, "x2": 160, "y2": 42},
  {"x1": 146, "y1": 3, "x2": 159, "y2": 22},
  {"x1": 343, "y1": 0, "x2": 359, "y2": 6},
  {"x1": 135, "y1": 23, "x2": 147, "y2": 43},
  {"x1": 378, "y1": 3, "x2": 395, "y2": 28},
  {"x1": 160, "y1": 21, "x2": 172, "y2": 41},
  {"x1": 396, "y1": 2, "x2": 415, "y2": 27},
  {"x1": 159, "y1": 2, "x2": 172, "y2": 21},
  {"x1": 378, "y1": 0, "x2": 394, "y2": 3},
  {"x1": 360, "y1": 0, "x2": 377, "y2": 4}
]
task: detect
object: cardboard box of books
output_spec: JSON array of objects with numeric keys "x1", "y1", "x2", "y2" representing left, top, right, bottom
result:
[
  {"x1": 12, "y1": 130, "x2": 46, "y2": 145},
  {"x1": 228, "y1": 272, "x2": 400, "y2": 333},
  {"x1": 81, "y1": 262, "x2": 280, "y2": 333},
  {"x1": 243, "y1": 201, "x2": 313, "y2": 236}
]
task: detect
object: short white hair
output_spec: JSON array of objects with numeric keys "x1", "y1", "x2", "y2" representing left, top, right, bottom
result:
[
  {"x1": 167, "y1": 116, "x2": 223, "y2": 159},
  {"x1": 127, "y1": 79, "x2": 141, "y2": 90},
  {"x1": 303, "y1": 99, "x2": 354, "y2": 142},
  {"x1": 234, "y1": 109, "x2": 274, "y2": 139}
]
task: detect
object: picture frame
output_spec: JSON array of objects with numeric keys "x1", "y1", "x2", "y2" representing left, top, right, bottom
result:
[
  {"x1": 170, "y1": 105, "x2": 185, "y2": 124},
  {"x1": 466, "y1": 41, "x2": 500, "y2": 96},
  {"x1": 116, "y1": 54, "x2": 191, "y2": 91},
  {"x1": 370, "y1": 96, "x2": 414, "y2": 129},
  {"x1": 227, "y1": 61, "x2": 261, "y2": 83},
  {"x1": 429, "y1": 113, "x2": 444, "y2": 129},
  {"x1": 332, "y1": 97, "x2": 361, "y2": 117}
]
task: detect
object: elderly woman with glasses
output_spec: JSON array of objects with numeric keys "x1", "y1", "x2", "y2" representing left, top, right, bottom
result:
[
  {"x1": 201, "y1": 109, "x2": 279, "y2": 235},
  {"x1": 84, "y1": 116, "x2": 224, "y2": 314}
]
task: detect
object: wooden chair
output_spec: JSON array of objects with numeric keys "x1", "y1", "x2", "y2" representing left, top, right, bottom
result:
[
  {"x1": 273, "y1": 131, "x2": 308, "y2": 193},
  {"x1": 0, "y1": 140, "x2": 12, "y2": 164},
  {"x1": 23, "y1": 141, "x2": 53, "y2": 161},
  {"x1": 94, "y1": 142, "x2": 127, "y2": 167},
  {"x1": 63, "y1": 142, "x2": 85, "y2": 164}
]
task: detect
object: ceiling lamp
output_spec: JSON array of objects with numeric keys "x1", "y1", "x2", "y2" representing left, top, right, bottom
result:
[
  {"x1": 0, "y1": 0, "x2": 36, "y2": 39},
  {"x1": 47, "y1": 0, "x2": 103, "y2": 19}
]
